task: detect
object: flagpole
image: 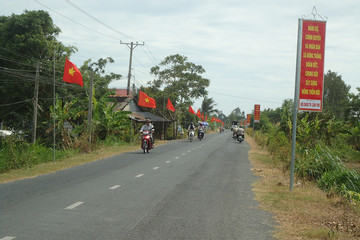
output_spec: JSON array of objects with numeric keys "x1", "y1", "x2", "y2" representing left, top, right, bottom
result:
[{"x1": 53, "y1": 48, "x2": 56, "y2": 165}]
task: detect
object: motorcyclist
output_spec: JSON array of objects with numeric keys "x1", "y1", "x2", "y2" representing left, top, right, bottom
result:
[
  {"x1": 232, "y1": 124, "x2": 239, "y2": 139},
  {"x1": 236, "y1": 125, "x2": 245, "y2": 140},
  {"x1": 197, "y1": 122, "x2": 205, "y2": 139},
  {"x1": 140, "y1": 118, "x2": 155, "y2": 146},
  {"x1": 188, "y1": 122, "x2": 196, "y2": 135}
]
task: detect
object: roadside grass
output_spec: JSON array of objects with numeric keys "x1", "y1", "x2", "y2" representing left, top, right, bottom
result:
[
  {"x1": 0, "y1": 140, "x2": 167, "y2": 183},
  {"x1": 247, "y1": 134, "x2": 360, "y2": 239}
]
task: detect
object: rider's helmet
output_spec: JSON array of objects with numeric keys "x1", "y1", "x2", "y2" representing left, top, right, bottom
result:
[
  {"x1": 199, "y1": 122, "x2": 203, "y2": 126},
  {"x1": 191, "y1": 122, "x2": 194, "y2": 125},
  {"x1": 145, "y1": 118, "x2": 151, "y2": 123}
]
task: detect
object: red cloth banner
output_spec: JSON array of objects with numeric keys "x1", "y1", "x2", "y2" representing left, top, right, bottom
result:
[
  {"x1": 247, "y1": 114, "x2": 251, "y2": 126},
  {"x1": 188, "y1": 106, "x2": 195, "y2": 114},
  {"x1": 196, "y1": 109, "x2": 201, "y2": 118},
  {"x1": 63, "y1": 58, "x2": 83, "y2": 87},
  {"x1": 167, "y1": 98, "x2": 175, "y2": 112},
  {"x1": 254, "y1": 104, "x2": 260, "y2": 123},
  {"x1": 299, "y1": 20, "x2": 326, "y2": 111}
]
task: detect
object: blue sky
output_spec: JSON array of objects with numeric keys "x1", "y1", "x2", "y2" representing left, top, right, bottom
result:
[{"x1": 1, "y1": 0, "x2": 359, "y2": 116}]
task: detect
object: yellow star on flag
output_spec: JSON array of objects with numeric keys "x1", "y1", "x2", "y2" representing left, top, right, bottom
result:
[
  {"x1": 69, "y1": 67, "x2": 75, "y2": 76},
  {"x1": 145, "y1": 98, "x2": 150, "y2": 103}
]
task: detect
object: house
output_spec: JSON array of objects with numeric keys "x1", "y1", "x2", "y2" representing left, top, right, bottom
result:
[{"x1": 109, "y1": 89, "x2": 172, "y2": 140}]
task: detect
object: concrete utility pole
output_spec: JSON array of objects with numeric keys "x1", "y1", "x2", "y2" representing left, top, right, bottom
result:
[
  {"x1": 88, "y1": 69, "x2": 94, "y2": 145},
  {"x1": 32, "y1": 61, "x2": 40, "y2": 143},
  {"x1": 120, "y1": 41, "x2": 144, "y2": 95}
]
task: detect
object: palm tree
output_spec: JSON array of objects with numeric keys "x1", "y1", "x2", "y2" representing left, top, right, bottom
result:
[{"x1": 201, "y1": 96, "x2": 219, "y2": 116}]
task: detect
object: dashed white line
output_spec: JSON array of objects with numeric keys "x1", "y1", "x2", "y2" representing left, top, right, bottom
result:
[
  {"x1": 136, "y1": 174, "x2": 144, "y2": 178},
  {"x1": 175, "y1": 157, "x2": 179, "y2": 159},
  {"x1": 0, "y1": 237, "x2": 16, "y2": 240},
  {"x1": 187, "y1": 150, "x2": 191, "y2": 153},
  {"x1": 109, "y1": 185, "x2": 121, "y2": 190},
  {"x1": 182, "y1": 153, "x2": 186, "y2": 155},
  {"x1": 65, "y1": 202, "x2": 84, "y2": 210},
  {"x1": 153, "y1": 167, "x2": 159, "y2": 170},
  {"x1": 166, "y1": 161, "x2": 171, "y2": 163}
]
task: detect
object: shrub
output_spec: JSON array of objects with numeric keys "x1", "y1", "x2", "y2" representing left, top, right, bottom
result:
[
  {"x1": 318, "y1": 168, "x2": 360, "y2": 195},
  {"x1": 295, "y1": 145, "x2": 345, "y2": 181}
]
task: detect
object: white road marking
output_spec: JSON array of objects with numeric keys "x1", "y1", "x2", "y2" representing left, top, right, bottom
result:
[
  {"x1": 187, "y1": 150, "x2": 191, "y2": 153},
  {"x1": 65, "y1": 202, "x2": 84, "y2": 210},
  {"x1": 175, "y1": 157, "x2": 179, "y2": 159},
  {"x1": 135, "y1": 174, "x2": 144, "y2": 178},
  {"x1": 166, "y1": 161, "x2": 171, "y2": 163},
  {"x1": 0, "y1": 237, "x2": 16, "y2": 240},
  {"x1": 109, "y1": 185, "x2": 121, "y2": 190},
  {"x1": 153, "y1": 167, "x2": 159, "y2": 170},
  {"x1": 182, "y1": 153, "x2": 186, "y2": 155}
]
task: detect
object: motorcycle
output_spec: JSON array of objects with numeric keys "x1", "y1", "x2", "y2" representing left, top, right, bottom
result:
[
  {"x1": 198, "y1": 130, "x2": 204, "y2": 141},
  {"x1": 232, "y1": 132, "x2": 237, "y2": 139},
  {"x1": 141, "y1": 130, "x2": 153, "y2": 153},
  {"x1": 237, "y1": 133, "x2": 244, "y2": 143},
  {"x1": 188, "y1": 130, "x2": 195, "y2": 142}
]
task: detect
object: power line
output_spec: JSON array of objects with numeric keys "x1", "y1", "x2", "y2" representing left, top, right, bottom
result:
[
  {"x1": 65, "y1": 0, "x2": 137, "y2": 40},
  {"x1": 144, "y1": 44, "x2": 159, "y2": 65},
  {"x1": 35, "y1": 0, "x2": 119, "y2": 41}
]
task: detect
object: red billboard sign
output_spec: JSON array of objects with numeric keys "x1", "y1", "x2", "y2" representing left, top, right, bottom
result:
[
  {"x1": 299, "y1": 20, "x2": 326, "y2": 111},
  {"x1": 254, "y1": 105, "x2": 260, "y2": 123},
  {"x1": 247, "y1": 114, "x2": 251, "y2": 126}
]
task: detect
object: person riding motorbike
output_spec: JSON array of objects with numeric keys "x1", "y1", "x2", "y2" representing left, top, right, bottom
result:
[
  {"x1": 188, "y1": 122, "x2": 196, "y2": 132},
  {"x1": 197, "y1": 122, "x2": 205, "y2": 139},
  {"x1": 236, "y1": 126, "x2": 245, "y2": 140},
  {"x1": 232, "y1": 124, "x2": 239, "y2": 139},
  {"x1": 140, "y1": 118, "x2": 155, "y2": 147}
]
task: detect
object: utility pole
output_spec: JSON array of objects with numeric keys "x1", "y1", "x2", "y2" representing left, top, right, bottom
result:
[
  {"x1": 32, "y1": 61, "x2": 40, "y2": 143},
  {"x1": 88, "y1": 69, "x2": 94, "y2": 146},
  {"x1": 120, "y1": 41, "x2": 144, "y2": 95}
]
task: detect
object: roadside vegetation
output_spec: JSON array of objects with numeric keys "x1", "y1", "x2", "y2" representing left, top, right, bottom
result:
[{"x1": 246, "y1": 74, "x2": 360, "y2": 238}]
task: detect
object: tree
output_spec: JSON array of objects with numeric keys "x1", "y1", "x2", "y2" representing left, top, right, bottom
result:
[
  {"x1": 150, "y1": 54, "x2": 209, "y2": 107},
  {"x1": 0, "y1": 10, "x2": 77, "y2": 135},
  {"x1": 201, "y1": 96, "x2": 219, "y2": 117},
  {"x1": 149, "y1": 54, "x2": 210, "y2": 135},
  {"x1": 346, "y1": 87, "x2": 360, "y2": 124},
  {"x1": 228, "y1": 107, "x2": 243, "y2": 123},
  {"x1": 323, "y1": 70, "x2": 350, "y2": 118}
]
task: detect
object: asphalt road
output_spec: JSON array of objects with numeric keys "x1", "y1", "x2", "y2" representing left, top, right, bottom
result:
[{"x1": 0, "y1": 131, "x2": 275, "y2": 240}]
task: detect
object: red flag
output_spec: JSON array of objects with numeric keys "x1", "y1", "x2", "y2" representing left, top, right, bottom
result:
[
  {"x1": 196, "y1": 109, "x2": 201, "y2": 118},
  {"x1": 188, "y1": 106, "x2": 195, "y2": 114},
  {"x1": 211, "y1": 117, "x2": 215, "y2": 123},
  {"x1": 138, "y1": 91, "x2": 156, "y2": 108},
  {"x1": 63, "y1": 58, "x2": 83, "y2": 87},
  {"x1": 204, "y1": 115, "x2": 208, "y2": 122},
  {"x1": 167, "y1": 98, "x2": 175, "y2": 112},
  {"x1": 201, "y1": 113, "x2": 204, "y2": 121}
]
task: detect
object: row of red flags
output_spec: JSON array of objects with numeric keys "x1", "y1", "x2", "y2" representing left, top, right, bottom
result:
[
  {"x1": 139, "y1": 91, "x2": 223, "y2": 124},
  {"x1": 61, "y1": 59, "x2": 223, "y2": 124}
]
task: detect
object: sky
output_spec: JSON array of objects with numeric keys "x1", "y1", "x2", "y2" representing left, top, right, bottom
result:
[{"x1": 1, "y1": 0, "x2": 359, "y2": 116}]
